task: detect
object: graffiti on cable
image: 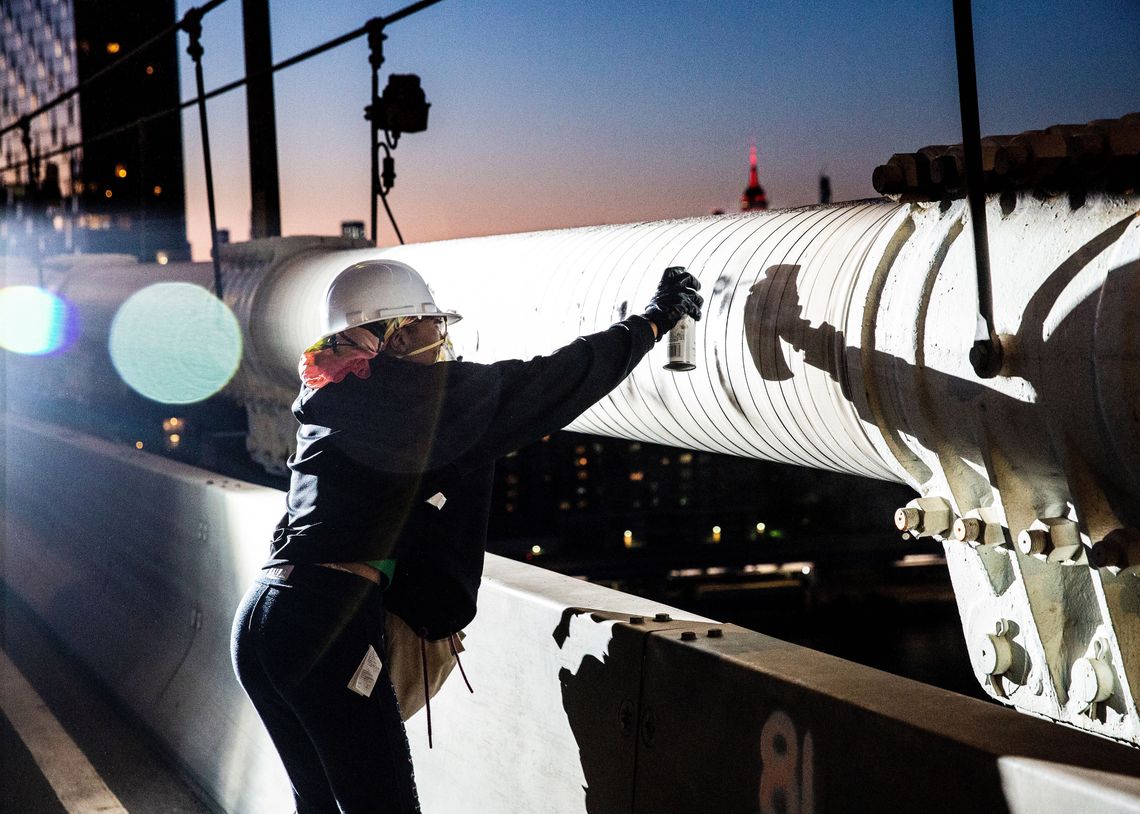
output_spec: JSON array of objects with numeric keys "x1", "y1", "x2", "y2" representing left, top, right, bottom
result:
[{"x1": 759, "y1": 710, "x2": 814, "y2": 814}]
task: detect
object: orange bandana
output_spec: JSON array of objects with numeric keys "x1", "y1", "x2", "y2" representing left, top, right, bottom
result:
[{"x1": 298, "y1": 327, "x2": 381, "y2": 390}]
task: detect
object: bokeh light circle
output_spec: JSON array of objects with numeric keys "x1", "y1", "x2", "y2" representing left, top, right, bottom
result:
[
  {"x1": 0, "y1": 285, "x2": 78, "y2": 355},
  {"x1": 109, "y1": 282, "x2": 242, "y2": 404}
]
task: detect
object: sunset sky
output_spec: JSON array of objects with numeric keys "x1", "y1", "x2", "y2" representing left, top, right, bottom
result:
[{"x1": 174, "y1": 0, "x2": 1140, "y2": 260}]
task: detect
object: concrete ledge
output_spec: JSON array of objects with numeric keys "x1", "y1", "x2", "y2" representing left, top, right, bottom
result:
[{"x1": 5, "y1": 415, "x2": 1139, "y2": 813}]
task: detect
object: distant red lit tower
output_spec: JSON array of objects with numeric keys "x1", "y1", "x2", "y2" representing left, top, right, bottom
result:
[{"x1": 740, "y1": 143, "x2": 768, "y2": 211}]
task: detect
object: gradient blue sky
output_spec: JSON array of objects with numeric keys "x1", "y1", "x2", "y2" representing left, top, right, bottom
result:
[{"x1": 174, "y1": 0, "x2": 1140, "y2": 260}]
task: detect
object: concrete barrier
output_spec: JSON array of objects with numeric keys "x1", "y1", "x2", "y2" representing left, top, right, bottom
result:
[{"x1": 4, "y1": 414, "x2": 1139, "y2": 812}]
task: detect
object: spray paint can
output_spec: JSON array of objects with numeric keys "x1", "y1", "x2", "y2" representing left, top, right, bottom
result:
[{"x1": 664, "y1": 316, "x2": 696, "y2": 371}]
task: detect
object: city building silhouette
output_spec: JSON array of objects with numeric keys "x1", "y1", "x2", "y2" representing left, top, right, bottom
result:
[
  {"x1": 740, "y1": 142, "x2": 768, "y2": 211},
  {"x1": 0, "y1": 0, "x2": 189, "y2": 262}
]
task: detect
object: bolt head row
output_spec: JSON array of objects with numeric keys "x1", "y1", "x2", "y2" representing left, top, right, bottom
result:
[
  {"x1": 1018, "y1": 528, "x2": 1051, "y2": 556},
  {"x1": 953, "y1": 517, "x2": 984, "y2": 543},
  {"x1": 895, "y1": 507, "x2": 922, "y2": 532}
]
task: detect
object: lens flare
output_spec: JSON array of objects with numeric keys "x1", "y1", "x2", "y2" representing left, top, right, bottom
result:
[
  {"x1": 109, "y1": 283, "x2": 242, "y2": 404},
  {"x1": 0, "y1": 286, "x2": 77, "y2": 355}
]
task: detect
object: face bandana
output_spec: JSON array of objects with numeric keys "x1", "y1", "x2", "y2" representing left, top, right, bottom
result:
[
  {"x1": 298, "y1": 326, "x2": 381, "y2": 390},
  {"x1": 298, "y1": 317, "x2": 453, "y2": 390}
]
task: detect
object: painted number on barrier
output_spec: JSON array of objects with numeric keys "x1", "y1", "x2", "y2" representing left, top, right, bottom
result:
[{"x1": 759, "y1": 710, "x2": 814, "y2": 814}]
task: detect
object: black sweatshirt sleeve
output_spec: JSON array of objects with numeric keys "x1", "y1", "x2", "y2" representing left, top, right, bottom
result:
[
  {"x1": 305, "y1": 316, "x2": 656, "y2": 475},
  {"x1": 453, "y1": 315, "x2": 657, "y2": 469}
]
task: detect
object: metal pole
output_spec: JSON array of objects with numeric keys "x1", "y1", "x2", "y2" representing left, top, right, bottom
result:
[
  {"x1": 242, "y1": 0, "x2": 281, "y2": 239},
  {"x1": 953, "y1": 0, "x2": 1002, "y2": 378},
  {"x1": 181, "y1": 8, "x2": 224, "y2": 298},
  {"x1": 367, "y1": 21, "x2": 385, "y2": 245}
]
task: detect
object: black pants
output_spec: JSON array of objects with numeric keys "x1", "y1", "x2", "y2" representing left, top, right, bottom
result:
[{"x1": 231, "y1": 564, "x2": 421, "y2": 813}]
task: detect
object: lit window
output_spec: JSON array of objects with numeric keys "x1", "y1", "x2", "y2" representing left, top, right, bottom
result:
[
  {"x1": 628, "y1": 471, "x2": 644, "y2": 482},
  {"x1": 106, "y1": 42, "x2": 120, "y2": 54},
  {"x1": 152, "y1": 185, "x2": 162, "y2": 196}
]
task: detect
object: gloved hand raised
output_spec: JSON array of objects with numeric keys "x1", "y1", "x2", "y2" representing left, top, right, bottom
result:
[{"x1": 642, "y1": 266, "x2": 703, "y2": 339}]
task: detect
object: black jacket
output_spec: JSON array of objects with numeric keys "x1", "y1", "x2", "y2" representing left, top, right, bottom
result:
[{"x1": 269, "y1": 316, "x2": 656, "y2": 637}]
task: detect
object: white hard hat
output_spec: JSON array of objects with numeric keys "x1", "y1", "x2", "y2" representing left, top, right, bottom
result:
[{"x1": 322, "y1": 259, "x2": 461, "y2": 338}]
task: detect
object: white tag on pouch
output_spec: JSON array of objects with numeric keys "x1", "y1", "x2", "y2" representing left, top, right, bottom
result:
[
  {"x1": 264, "y1": 564, "x2": 294, "y2": 581},
  {"x1": 347, "y1": 645, "x2": 383, "y2": 697},
  {"x1": 426, "y1": 492, "x2": 447, "y2": 510}
]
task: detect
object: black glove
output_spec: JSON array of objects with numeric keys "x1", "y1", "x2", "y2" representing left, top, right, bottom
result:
[{"x1": 642, "y1": 266, "x2": 703, "y2": 340}]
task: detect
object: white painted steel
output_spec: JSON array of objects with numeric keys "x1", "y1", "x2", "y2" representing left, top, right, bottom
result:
[
  {"x1": 224, "y1": 194, "x2": 1140, "y2": 743},
  {"x1": 7, "y1": 194, "x2": 1140, "y2": 745},
  {"x1": 999, "y1": 757, "x2": 1140, "y2": 814}
]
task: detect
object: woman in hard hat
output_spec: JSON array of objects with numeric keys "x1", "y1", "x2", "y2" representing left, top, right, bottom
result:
[{"x1": 231, "y1": 260, "x2": 702, "y2": 813}]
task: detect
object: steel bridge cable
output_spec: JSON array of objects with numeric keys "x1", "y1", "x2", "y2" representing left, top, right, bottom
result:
[
  {"x1": 180, "y1": 6, "x2": 225, "y2": 297},
  {"x1": 0, "y1": 0, "x2": 445, "y2": 176},
  {"x1": 0, "y1": 0, "x2": 448, "y2": 244},
  {"x1": 952, "y1": 0, "x2": 1002, "y2": 378}
]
